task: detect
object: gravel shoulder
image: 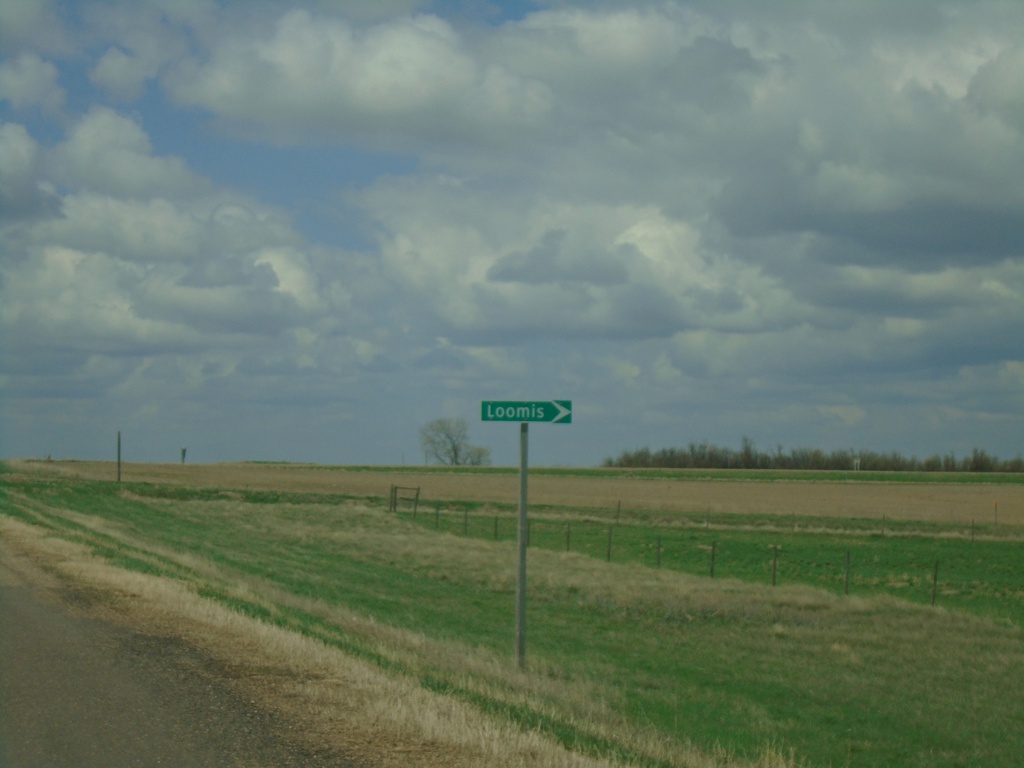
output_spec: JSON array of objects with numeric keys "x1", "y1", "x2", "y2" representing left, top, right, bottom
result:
[{"x1": 0, "y1": 536, "x2": 352, "y2": 768}]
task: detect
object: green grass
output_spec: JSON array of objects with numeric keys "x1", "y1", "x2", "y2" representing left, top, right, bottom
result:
[
  {"x1": 2, "y1": 472, "x2": 1022, "y2": 767},
  {"x1": 416, "y1": 501, "x2": 1023, "y2": 626}
]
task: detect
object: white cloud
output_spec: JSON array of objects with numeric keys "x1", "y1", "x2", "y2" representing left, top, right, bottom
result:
[
  {"x1": 3, "y1": 1, "x2": 1023, "y2": 464},
  {"x1": 0, "y1": 53, "x2": 65, "y2": 111},
  {"x1": 0, "y1": 0, "x2": 68, "y2": 55},
  {"x1": 363, "y1": 172, "x2": 801, "y2": 344},
  {"x1": 0, "y1": 110, "x2": 384, "y2": 408},
  {"x1": 1, "y1": 245, "x2": 194, "y2": 355},
  {"x1": 968, "y1": 44, "x2": 1024, "y2": 130},
  {"x1": 493, "y1": 6, "x2": 691, "y2": 86},
  {"x1": 80, "y1": 0, "x2": 211, "y2": 100},
  {"x1": 0, "y1": 121, "x2": 57, "y2": 219},
  {"x1": 253, "y1": 247, "x2": 325, "y2": 312},
  {"x1": 49, "y1": 107, "x2": 204, "y2": 197},
  {"x1": 34, "y1": 193, "x2": 302, "y2": 266},
  {"x1": 166, "y1": 9, "x2": 553, "y2": 146},
  {"x1": 91, "y1": 46, "x2": 152, "y2": 101},
  {"x1": 0, "y1": 121, "x2": 36, "y2": 183},
  {"x1": 37, "y1": 196, "x2": 203, "y2": 262}
]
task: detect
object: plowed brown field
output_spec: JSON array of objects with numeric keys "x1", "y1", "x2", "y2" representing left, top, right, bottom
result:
[{"x1": 13, "y1": 460, "x2": 1023, "y2": 527}]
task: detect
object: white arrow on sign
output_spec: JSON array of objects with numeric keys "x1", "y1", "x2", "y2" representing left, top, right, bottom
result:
[{"x1": 550, "y1": 400, "x2": 571, "y2": 423}]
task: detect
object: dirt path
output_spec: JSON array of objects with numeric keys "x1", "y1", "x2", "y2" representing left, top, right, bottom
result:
[{"x1": 0, "y1": 539, "x2": 350, "y2": 768}]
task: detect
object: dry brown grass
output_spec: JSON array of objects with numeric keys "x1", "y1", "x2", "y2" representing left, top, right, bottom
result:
[
  {"x1": 13, "y1": 459, "x2": 1022, "y2": 526},
  {"x1": 9, "y1": 459, "x2": 1020, "y2": 766},
  {"x1": 0, "y1": 513, "x2": 804, "y2": 768}
]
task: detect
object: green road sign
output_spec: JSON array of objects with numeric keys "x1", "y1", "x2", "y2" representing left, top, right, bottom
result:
[
  {"x1": 482, "y1": 400, "x2": 572, "y2": 668},
  {"x1": 481, "y1": 400, "x2": 572, "y2": 424}
]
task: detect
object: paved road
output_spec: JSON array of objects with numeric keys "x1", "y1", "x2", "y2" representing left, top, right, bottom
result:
[{"x1": 0, "y1": 549, "x2": 350, "y2": 767}]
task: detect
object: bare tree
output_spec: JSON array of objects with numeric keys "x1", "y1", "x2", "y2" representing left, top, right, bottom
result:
[
  {"x1": 465, "y1": 445, "x2": 491, "y2": 466},
  {"x1": 419, "y1": 418, "x2": 491, "y2": 466}
]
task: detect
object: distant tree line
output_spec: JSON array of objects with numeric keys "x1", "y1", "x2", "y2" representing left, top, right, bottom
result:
[{"x1": 603, "y1": 438, "x2": 1024, "y2": 473}]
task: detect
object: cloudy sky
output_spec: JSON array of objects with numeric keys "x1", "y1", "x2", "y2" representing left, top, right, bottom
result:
[{"x1": 1, "y1": 0, "x2": 1022, "y2": 467}]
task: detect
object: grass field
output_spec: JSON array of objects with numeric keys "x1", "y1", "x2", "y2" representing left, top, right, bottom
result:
[{"x1": 2, "y1": 460, "x2": 1022, "y2": 767}]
